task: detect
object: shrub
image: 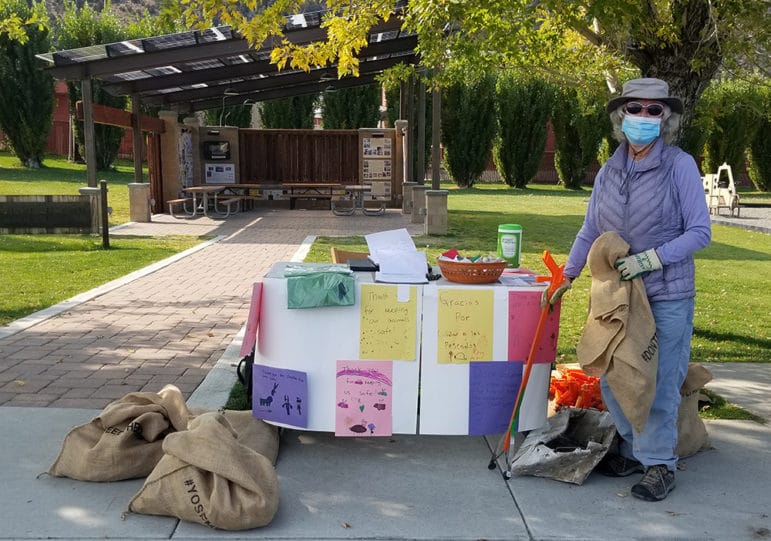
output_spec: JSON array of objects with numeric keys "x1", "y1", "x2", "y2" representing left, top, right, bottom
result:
[
  {"x1": 54, "y1": 1, "x2": 127, "y2": 170},
  {"x1": 551, "y1": 88, "x2": 607, "y2": 189},
  {"x1": 493, "y1": 76, "x2": 554, "y2": 188},
  {"x1": 700, "y1": 78, "x2": 761, "y2": 175},
  {"x1": 747, "y1": 86, "x2": 771, "y2": 192},
  {"x1": 321, "y1": 84, "x2": 380, "y2": 129},
  {"x1": 441, "y1": 75, "x2": 497, "y2": 188},
  {"x1": 259, "y1": 95, "x2": 317, "y2": 129},
  {"x1": 0, "y1": 0, "x2": 53, "y2": 168}
]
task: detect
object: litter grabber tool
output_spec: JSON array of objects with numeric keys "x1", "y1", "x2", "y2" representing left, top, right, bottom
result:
[{"x1": 487, "y1": 250, "x2": 567, "y2": 479}]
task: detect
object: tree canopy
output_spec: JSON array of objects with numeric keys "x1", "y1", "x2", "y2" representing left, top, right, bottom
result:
[{"x1": 176, "y1": 0, "x2": 770, "y2": 143}]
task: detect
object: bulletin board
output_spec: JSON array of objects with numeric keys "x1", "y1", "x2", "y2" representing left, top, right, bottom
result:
[{"x1": 358, "y1": 129, "x2": 395, "y2": 203}]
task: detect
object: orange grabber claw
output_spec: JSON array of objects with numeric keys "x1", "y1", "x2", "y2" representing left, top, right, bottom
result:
[{"x1": 535, "y1": 250, "x2": 567, "y2": 302}]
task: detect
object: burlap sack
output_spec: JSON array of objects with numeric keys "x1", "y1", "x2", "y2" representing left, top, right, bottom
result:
[
  {"x1": 128, "y1": 411, "x2": 279, "y2": 530},
  {"x1": 48, "y1": 384, "x2": 193, "y2": 481},
  {"x1": 219, "y1": 410, "x2": 280, "y2": 465},
  {"x1": 676, "y1": 363, "x2": 713, "y2": 457},
  {"x1": 577, "y1": 232, "x2": 658, "y2": 434}
]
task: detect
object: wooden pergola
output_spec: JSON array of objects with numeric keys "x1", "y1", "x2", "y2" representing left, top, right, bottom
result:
[{"x1": 36, "y1": 8, "x2": 439, "y2": 191}]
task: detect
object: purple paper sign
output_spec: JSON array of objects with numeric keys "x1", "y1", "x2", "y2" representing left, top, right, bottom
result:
[
  {"x1": 468, "y1": 361, "x2": 523, "y2": 435},
  {"x1": 252, "y1": 364, "x2": 308, "y2": 428}
]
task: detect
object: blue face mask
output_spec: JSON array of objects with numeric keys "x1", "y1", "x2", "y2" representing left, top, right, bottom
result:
[{"x1": 622, "y1": 116, "x2": 661, "y2": 146}]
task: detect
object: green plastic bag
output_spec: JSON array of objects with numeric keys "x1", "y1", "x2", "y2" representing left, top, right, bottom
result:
[{"x1": 285, "y1": 264, "x2": 355, "y2": 309}]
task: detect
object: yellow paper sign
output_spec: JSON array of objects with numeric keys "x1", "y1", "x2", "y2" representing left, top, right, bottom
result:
[
  {"x1": 437, "y1": 288, "x2": 494, "y2": 363},
  {"x1": 359, "y1": 284, "x2": 417, "y2": 361}
]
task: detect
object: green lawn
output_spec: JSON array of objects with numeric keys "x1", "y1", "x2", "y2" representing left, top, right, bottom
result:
[
  {"x1": 0, "y1": 151, "x2": 135, "y2": 224},
  {"x1": 307, "y1": 183, "x2": 771, "y2": 365},
  {"x1": 0, "y1": 151, "x2": 203, "y2": 326},
  {"x1": 0, "y1": 234, "x2": 204, "y2": 326}
]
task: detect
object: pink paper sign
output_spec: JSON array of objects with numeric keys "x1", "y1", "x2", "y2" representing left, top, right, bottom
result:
[
  {"x1": 507, "y1": 290, "x2": 561, "y2": 363},
  {"x1": 335, "y1": 360, "x2": 393, "y2": 437},
  {"x1": 240, "y1": 282, "x2": 262, "y2": 356}
]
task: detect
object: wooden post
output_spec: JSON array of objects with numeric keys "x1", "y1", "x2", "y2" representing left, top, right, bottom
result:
[
  {"x1": 81, "y1": 79, "x2": 97, "y2": 188},
  {"x1": 431, "y1": 84, "x2": 442, "y2": 190},
  {"x1": 131, "y1": 94, "x2": 143, "y2": 183},
  {"x1": 405, "y1": 75, "x2": 414, "y2": 184},
  {"x1": 416, "y1": 74, "x2": 426, "y2": 185}
]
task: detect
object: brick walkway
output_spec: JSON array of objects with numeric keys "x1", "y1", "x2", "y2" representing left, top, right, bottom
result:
[{"x1": 0, "y1": 209, "x2": 423, "y2": 409}]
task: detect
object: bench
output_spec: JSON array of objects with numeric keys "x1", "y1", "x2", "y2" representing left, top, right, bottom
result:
[
  {"x1": 214, "y1": 195, "x2": 244, "y2": 217},
  {"x1": 288, "y1": 193, "x2": 335, "y2": 209},
  {"x1": 167, "y1": 198, "x2": 193, "y2": 218}
]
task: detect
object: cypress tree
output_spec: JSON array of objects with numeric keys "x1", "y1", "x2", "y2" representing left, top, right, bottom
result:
[
  {"x1": 701, "y1": 79, "x2": 761, "y2": 176},
  {"x1": 0, "y1": 0, "x2": 53, "y2": 168},
  {"x1": 259, "y1": 94, "x2": 317, "y2": 129},
  {"x1": 494, "y1": 76, "x2": 554, "y2": 188},
  {"x1": 54, "y1": 0, "x2": 127, "y2": 170},
  {"x1": 551, "y1": 88, "x2": 606, "y2": 189},
  {"x1": 321, "y1": 84, "x2": 380, "y2": 129},
  {"x1": 441, "y1": 75, "x2": 497, "y2": 188},
  {"x1": 747, "y1": 85, "x2": 771, "y2": 192}
]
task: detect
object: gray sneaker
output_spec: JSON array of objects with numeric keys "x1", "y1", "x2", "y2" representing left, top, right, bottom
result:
[
  {"x1": 631, "y1": 465, "x2": 676, "y2": 501},
  {"x1": 596, "y1": 453, "x2": 644, "y2": 477}
]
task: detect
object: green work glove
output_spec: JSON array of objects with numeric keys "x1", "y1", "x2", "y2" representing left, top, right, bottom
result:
[
  {"x1": 541, "y1": 278, "x2": 572, "y2": 308},
  {"x1": 614, "y1": 248, "x2": 662, "y2": 281}
]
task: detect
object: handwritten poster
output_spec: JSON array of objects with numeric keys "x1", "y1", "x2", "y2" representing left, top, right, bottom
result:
[
  {"x1": 437, "y1": 288, "x2": 494, "y2": 363},
  {"x1": 252, "y1": 364, "x2": 308, "y2": 428},
  {"x1": 359, "y1": 284, "x2": 417, "y2": 360},
  {"x1": 507, "y1": 290, "x2": 561, "y2": 363},
  {"x1": 468, "y1": 361, "x2": 523, "y2": 435},
  {"x1": 240, "y1": 282, "x2": 263, "y2": 356},
  {"x1": 335, "y1": 360, "x2": 393, "y2": 437}
]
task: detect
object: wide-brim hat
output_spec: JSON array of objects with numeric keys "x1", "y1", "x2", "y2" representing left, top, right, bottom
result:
[{"x1": 606, "y1": 78, "x2": 683, "y2": 114}]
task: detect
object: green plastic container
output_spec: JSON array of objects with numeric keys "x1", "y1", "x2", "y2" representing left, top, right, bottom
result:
[{"x1": 497, "y1": 224, "x2": 522, "y2": 267}]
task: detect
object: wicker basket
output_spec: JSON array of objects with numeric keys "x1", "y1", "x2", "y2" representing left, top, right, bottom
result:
[{"x1": 437, "y1": 258, "x2": 507, "y2": 284}]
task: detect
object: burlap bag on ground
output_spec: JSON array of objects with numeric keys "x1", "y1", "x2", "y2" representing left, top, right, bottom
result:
[
  {"x1": 219, "y1": 410, "x2": 280, "y2": 465},
  {"x1": 577, "y1": 232, "x2": 658, "y2": 434},
  {"x1": 128, "y1": 412, "x2": 279, "y2": 530},
  {"x1": 676, "y1": 363, "x2": 713, "y2": 457},
  {"x1": 48, "y1": 384, "x2": 193, "y2": 481}
]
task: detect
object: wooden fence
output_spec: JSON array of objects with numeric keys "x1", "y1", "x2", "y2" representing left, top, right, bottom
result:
[{"x1": 238, "y1": 129, "x2": 360, "y2": 184}]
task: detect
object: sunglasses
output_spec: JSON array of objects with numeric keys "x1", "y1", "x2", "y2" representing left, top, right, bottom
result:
[{"x1": 624, "y1": 102, "x2": 665, "y2": 117}]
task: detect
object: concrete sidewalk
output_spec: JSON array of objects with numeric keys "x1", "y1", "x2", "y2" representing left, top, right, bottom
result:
[
  {"x1": 1, "y1": 206, "x2": 769, "y2": 540},
  {"x1": 2, "y1": 409, "x2": 769, "y2": 540}
]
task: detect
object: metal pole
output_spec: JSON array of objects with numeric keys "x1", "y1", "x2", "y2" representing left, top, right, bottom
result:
[{"x1": 100, "y1": 180, "x2": 109, "y2": 249}]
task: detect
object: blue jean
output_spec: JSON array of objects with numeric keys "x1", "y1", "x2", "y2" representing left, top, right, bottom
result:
[{"x1": 601, "y1": 298, "x2": 694, "y2": 472}]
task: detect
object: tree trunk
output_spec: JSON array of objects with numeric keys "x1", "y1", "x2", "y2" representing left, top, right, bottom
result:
[{"x1": 624, "y1": 0, "x2": 723, "y2": 146}]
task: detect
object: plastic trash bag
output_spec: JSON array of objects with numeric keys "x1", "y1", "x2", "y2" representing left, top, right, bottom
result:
[
  {"x1": 509, "y1": 408, "x2": 616, "y2": 485},
  {"x1": 285, "y1": 264, "x2": 355, "y2": 309}
]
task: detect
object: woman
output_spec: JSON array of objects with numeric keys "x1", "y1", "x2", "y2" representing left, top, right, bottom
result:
[{"x1": 562, "y1": 78, "x2": 711, "y2": 501}]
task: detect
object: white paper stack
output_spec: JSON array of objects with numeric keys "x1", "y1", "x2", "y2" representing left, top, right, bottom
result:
[{"x1": 365, "y1": 228, "x2": 428, "y2": 284}]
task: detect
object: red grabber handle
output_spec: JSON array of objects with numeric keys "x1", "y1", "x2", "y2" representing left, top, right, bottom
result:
[{"x1": 535, "y1": 251, "x2": 567, "y2": 300}]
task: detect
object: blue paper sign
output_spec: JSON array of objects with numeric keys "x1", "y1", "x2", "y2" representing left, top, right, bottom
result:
[
  {"x1": 253, "y1": 364, "x2": 308, "y2": 428},
  {"x1": 468, "y1": 361, "x2": 523, "y2": 435}
]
